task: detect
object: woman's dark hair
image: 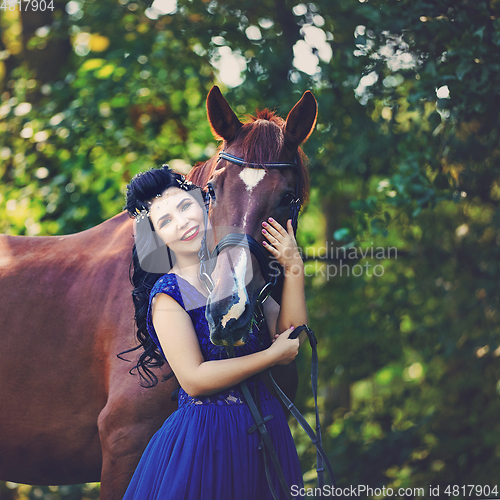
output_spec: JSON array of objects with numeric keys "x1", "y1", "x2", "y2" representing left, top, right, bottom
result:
[{"x1": 119, "y1": 164, "x2": 203, "y2": 388}]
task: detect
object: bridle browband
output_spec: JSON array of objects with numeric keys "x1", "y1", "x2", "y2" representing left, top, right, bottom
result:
[
  {"x1": 198, "y1": 150, "x2": 336, "y2": 498},
  {"x1": 218, "y1": 150, "x2": 299, "y2": 170}
]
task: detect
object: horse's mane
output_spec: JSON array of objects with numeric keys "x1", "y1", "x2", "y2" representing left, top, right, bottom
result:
[{"x1": 187, "y1": 109, "x2": 310, "y2": 206}]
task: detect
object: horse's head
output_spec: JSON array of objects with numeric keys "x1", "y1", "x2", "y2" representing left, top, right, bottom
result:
[{"x1": 189, "y1": 86, "x2": 317, "y2": 347}]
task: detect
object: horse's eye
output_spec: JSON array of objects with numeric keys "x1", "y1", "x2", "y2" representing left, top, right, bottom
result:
[
  {"x1": 207, "y1": 183, "x2": 216, "y2": 201},
  {"x1": 279, "y1": 192, "x2": 295, "y2": 207}
]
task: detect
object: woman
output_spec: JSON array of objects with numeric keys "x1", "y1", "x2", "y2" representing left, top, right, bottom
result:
[{"x1": 123, "y1": 165, "x2": 307, "y2": 499}]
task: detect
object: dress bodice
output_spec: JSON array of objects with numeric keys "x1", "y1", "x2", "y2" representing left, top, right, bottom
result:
[{"x1": 146, "y1": 273, "x2": 273, "y2": 406}]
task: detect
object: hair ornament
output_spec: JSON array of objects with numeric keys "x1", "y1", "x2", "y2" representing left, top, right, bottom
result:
[
  {"x1": 176, "y1": 177, "x2": 194, "y2": 191},
  {"x1": 134, "y1": 207, "x2": 150, "y2": 222}
]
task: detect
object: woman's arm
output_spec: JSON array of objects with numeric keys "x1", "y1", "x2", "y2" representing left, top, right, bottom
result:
[
  {"x1": 262, "y1": 218, "x2": 308, "y2": 346},
  {"x1": 152, "y1": 293, "x2": 299, "y2": 397},
  {"x1": 263, "y1": 295, "x2": 279, "y2": 339},
  {"x1": 276, "y1": 263, "x2": 308, "y2": 344}
]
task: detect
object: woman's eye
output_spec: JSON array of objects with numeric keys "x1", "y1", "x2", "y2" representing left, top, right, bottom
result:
[
  {"x1": 159, "y1": 218, "x2": 171, "y2": 228},
  {"x1": 181, "y1": 202, "x2": 192, "y2": 211}
]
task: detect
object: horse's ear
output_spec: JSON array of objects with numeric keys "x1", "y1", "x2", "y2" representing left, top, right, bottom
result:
[
  {"x1": 206, "y1": 86, "x2": 242, "y2": 142},
  {"x1": 284, "y1": 91, "x2": 317, "y2": 147}
]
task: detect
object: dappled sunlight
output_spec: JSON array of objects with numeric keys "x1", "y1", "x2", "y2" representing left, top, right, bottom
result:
[
  {"x1": 211, "y1": 46, "x2": 247, "y2": 88},
  {"x1": 293, "y1": 25, "x2": 333, "y2": 76}
]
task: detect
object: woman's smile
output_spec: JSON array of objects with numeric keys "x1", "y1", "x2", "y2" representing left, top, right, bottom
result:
[{"x1": 181, "y1": 225, "x2": 200, "y2": 241}]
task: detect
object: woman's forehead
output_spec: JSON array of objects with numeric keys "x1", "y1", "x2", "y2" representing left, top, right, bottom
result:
[{"x1": 150, "y1": 187, "x2": 189, "y2": 211}]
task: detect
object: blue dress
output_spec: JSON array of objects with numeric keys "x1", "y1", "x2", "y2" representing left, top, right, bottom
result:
[{"x1": 123, "y1": 273, "x2": 304, "y2": 499}]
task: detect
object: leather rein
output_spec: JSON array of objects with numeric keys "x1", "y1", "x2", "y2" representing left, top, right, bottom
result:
[{"x1": 198, "y1": 151, "x2": 336, "y2": 498}]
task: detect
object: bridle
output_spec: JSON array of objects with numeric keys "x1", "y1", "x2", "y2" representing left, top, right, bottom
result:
[{"x1": 198, "y1": 150, "x2": 336, "y2": 498}]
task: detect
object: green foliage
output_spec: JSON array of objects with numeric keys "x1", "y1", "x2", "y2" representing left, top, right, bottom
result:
[
  {"x1": 1, "y1": 0, "x2": 499, "y2": 497},
  {"x1": 0, "y1": 482, "x2": 99, "y2": 499}
]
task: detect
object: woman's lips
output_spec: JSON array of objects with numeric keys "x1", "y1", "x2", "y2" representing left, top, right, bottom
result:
[{"x1": 181, "y1": 225, "x2": 200, "y2": 241}]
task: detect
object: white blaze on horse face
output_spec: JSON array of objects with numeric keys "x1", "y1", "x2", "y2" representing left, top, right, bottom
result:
[
  {"x1": 239, "y1": 167, "x2": 266, "y2": 193},
  {"x1": 220, "y1": 249, "x2": 250, "y2": 328},
  {"x1": 239, "y1": 167, "x2": 265, "y2": 228}
]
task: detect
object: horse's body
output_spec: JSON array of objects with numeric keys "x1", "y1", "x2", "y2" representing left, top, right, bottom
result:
[
  {"x1": 0, "y1": 87, "x2": 316, "y2": 499},
  {"x1": 0, "y1": 213, "x2": 176, "y2": 497}
]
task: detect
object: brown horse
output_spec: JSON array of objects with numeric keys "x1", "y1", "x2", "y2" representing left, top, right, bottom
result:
[{"x1": 0, "y1": 87, "x2": 316, "y2": 499}]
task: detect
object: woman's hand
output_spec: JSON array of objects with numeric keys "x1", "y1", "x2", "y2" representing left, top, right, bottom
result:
[
  {"x1": 267, "y1": 326, "x2": 299, "y2": 365},
  {"x1": 261, "y1": 218, "x2": 303, "y2": 275}
]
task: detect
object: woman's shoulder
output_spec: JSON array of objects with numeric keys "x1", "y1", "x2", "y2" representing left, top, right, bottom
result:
[
  {"x1": 150, "y1": 273, "x2": 184, "y2": 307},
  {"x1": 151, "y1": 272, "x2": 178, "y2": 293}
]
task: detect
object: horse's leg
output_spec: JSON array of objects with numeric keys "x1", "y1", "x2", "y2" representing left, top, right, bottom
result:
[
  {"x1": 98, "y1": 406, "x2": 150, "y2": 500},
  {"x1": 97, "y1": 373, "x2": 178, "y2": 500}
]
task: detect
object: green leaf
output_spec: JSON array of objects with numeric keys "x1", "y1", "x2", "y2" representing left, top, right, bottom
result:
[
  {"x1": 456, "y1": 61, "x2": 471, "y2": 81},
  {"x1": 334, "y1": 228, "x2": 351, "y2": 241},
  {"x1": 80, "y1": 59, "x2": 106, "y2": 73}
]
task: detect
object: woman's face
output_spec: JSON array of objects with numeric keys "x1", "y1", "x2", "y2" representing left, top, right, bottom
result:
[{"x1": 149, "y1": 187, "x2": 205, "y2": 256}]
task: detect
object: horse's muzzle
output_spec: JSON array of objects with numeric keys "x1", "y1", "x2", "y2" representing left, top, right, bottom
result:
[{"x1": 206, "y1": 298, "x2": 253, "y2": 347}]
